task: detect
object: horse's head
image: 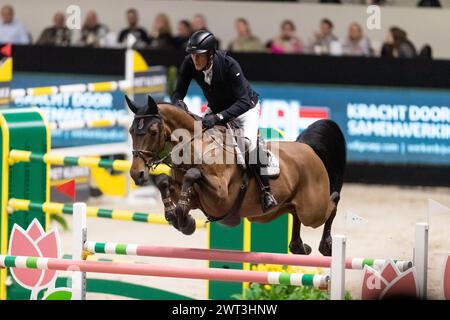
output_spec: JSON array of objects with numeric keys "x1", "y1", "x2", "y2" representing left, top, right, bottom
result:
[{"x1": 125, "y1": 94, "x2": 167, "y2": 186}]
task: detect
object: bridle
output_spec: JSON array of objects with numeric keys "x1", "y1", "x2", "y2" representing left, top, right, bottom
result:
[{"x1": 131, "y1": 114, "x2": 169, "y2": 170}]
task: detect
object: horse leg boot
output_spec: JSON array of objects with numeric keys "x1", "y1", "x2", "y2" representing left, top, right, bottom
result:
[
  {"x1": 152, "y1": 174, "x2": 179, "y2": 230},
  {"x1": 289, "y1": 212, "x2": 312, "y2": 255},
  {"x1": 175, "y1": 167, "x2": 202, "y2": 235},
  {"x1": 318, "y1": 192, "x2": 340, "y2": 256},
  {"x1": 248, "y1": 155, "x2": 278, "y2": 212}
]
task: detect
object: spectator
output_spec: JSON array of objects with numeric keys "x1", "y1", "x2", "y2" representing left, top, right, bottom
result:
[
  {"x1": 309, "y1": 18, "x2": 340, "y2": 55},
  {"x1": 36, "y1": 11, "x2": 71, "y2": 46},
  {"x1": 191, "y1": 14, "x2": 208, "y2": 32},
  {"x1": 342, "y1": 22, "x2": 372, "y2": 56},
  {"x1": 117, "y1": 9, "x2": 151, "y2": 48},
  {"x1": 78, "y1": 11, "x2": 109, "y2": 48},
  {"x1": 191, "y1": 13, "x2": 221, "y2": 49},
  {"x1": 149, "y1": 13, "x2": 174, "y2": 49},
  {"x1": 228, "y1": 18, "x2": 264, "y2": 53},
  {"x1": 173, "y1": 20, "x2": 192, "y2": 50},
  {"x1": 0, "y1": 5, "x2": 30, "y2": 44},
  {"x1": 381, "y1": 27, "x2": 416, "y2": 58},
  {"x1": 270, "y1": 20, "x2": 303, "y2": 54}
]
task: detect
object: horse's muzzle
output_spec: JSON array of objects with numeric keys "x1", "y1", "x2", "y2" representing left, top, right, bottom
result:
[{"x1": 130, "y1": 169, "x2": 149, "y2": 186}]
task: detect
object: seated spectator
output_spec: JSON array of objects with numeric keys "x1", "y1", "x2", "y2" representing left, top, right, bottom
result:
[
  {"x1": 228, "y1": 18, "x2": 264, "y2": 53},
  {"x1": 36, "y1": 11, "x2": 71, "y2": 46},
  {"x1": 117, "y1": 8, "x2": 151, "y2": 48},
  {"x1": 149, "y1": 13, "x2": 174, "y2": 50},
  {"x1": 173, "y1": 20, "x2": 192, "y2": 50},
  {"x1": 0, "y1": 5, "x2": 30, "y2": 44},
  {"x1": 381, "y1": 27, "x2": 416, "y2": 58},
  {"x1": 78, "y1": 11, "x2": 109, "y2": 48},
  {"x1": 308, "y1": 18, "x2": 340, "y2": 55},
  {"x1": 191, "y1": 13, "x2": 221, "y2": 49},
  {"x1": 270, "y1": 20, "x2": 303, "y2": 54},
  {"x1": 191, "y1": 14, "x2": 208, "y2": 32},
  {"x1": 342, "y1": 22, "x2": 372, "y2": 57}
]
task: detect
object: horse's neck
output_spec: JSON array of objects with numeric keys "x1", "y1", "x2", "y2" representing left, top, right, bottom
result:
[{"x1": 159, "y1": 104, "x2": 195, "y2": 133}]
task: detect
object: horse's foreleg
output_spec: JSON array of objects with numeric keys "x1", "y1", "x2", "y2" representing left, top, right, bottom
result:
[
  {"x1": 152, "y1": 174, "x2": 179, "y2": 230},
  {"x1": 175, "y1": 167, "x2": 202, "y2": 235},
  {"x1": 289, "y1": 210, "x2": 312, "y2": 255},
  {"x1": 318, "y1": 192, "x2": 340, "y2": 256}
]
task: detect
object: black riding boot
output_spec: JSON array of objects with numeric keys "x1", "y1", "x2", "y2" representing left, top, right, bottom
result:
[{"x1": 249, "y1": 161, "x2": 278, "y2": 212}]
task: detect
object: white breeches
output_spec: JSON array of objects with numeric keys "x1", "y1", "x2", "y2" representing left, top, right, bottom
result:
[{"x1": 237, "y1": 102, "x2": 260, "y2": 152}]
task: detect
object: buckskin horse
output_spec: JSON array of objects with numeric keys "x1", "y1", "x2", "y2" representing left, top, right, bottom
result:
[{"x1": 126, "y1": 95, "x2": 346, "y2": 256}]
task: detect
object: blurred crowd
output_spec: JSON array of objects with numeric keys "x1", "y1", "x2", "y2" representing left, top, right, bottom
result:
[{"x1": 0, "y1": 3, "x2": 435, "y2": 59}]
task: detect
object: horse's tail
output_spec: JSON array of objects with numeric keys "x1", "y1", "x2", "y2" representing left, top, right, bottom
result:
[{"x1": 296, "y1": 119, "x2": 346, "y2": 194}]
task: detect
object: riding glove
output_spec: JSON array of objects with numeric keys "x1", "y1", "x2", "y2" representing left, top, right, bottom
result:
[{"x1": 202, "y1": 113, "x2": 221, "y2": 129}]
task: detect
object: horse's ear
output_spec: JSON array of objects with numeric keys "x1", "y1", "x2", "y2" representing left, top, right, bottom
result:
[
  {"x1": 125, "y1": 95, "x2": 138, "y2": 114},
  {"x1": 147, "y1": 95, "x2": 159, "y2": 115}
]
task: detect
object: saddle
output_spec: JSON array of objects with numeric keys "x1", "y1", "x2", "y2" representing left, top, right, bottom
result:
[
  {"x1": 224, "y1": 122, "x2": 280, "y2": 179},
  {"x1": 184, "y1": 108, "x2": 280, "y2": 178}
]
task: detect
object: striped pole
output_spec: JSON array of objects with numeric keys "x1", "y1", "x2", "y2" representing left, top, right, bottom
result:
[
  {"x1": 8, "y1": 198, "x2": 207, "y2": 228},
  {"x1": 0, "y1": 255, "x2": 329, "y2": 288},
  {"x1": 8, "y1": 149, "x2": 170, "y2": 175},
  {"x1": 83, "y1": 241, "x2": 412, "y2": 272},
  {"x1": 49, "y1": 118, "x2": 131, "y2": 131}
]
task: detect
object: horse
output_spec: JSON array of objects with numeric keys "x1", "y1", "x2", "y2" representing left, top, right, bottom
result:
[{"x1": 126, "y1": 95, "x2": 346, "y2": 256}]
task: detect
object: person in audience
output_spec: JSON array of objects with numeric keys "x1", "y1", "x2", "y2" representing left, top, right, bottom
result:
[
  {"x1": 191, "y1": 14, "x2": 208, "y2": 32},
  {"x1": 381, "y1": 26, "x2": 416, "y2": 58},
  {"x1": 0, "y1": 5, "x2": 30, "y2": 44},
  {"x1": 228, "y1": 18, "x2": 264, "y2": 53},
  {"x1": 173, "y1": 20, "x2": 192, "y2": 49},
  {"x1": 191, "y1": 13, "x2": 221, "y2": 49},
  {"x1": 342, "y1": 22, "x2": 372, "y2": 56},
  {"x1": 309, "y1": 18, "x2": 340, "y2": 55},
  {"x1": 36, "y1": 11, "x2": 71, "y2": 46},
  {"x1": 149, "y1": 13, "x2": 174, "y2": 49},
  {"x1": 117, "y1": 8, "x2": 151, "y2": 48},
  {"x1": 78, "y1": 10, "x2": 109, "y2": 48},
  {"x1": 270, "y1": 20, "x2": 303, "y2": 54}
]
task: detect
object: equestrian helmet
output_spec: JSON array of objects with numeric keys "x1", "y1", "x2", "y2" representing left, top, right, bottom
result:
[{"x1": 186, "y1": 30, "x2": 217, "y2": 53}]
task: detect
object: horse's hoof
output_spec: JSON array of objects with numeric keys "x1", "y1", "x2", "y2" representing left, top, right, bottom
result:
[
  {"x1": 319, "y1": 237, "x2": 332, "y2": 256},
  {"x1": 303, "y1": 243, "x2": 312, "y2": 255},
  {"x1": 289, "y1": 240, "x2": 312, "y2": 255},
  {"x1": 180, "y1": 216, "x2": 196, "y2": 235},
  {"x1": 165, "y1": 211, "x2": 179, "y2": 230}
]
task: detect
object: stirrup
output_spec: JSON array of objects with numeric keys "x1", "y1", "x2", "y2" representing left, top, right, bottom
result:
[{"x1": 261, "y1": 190, "x2": 278, "y2": 212}]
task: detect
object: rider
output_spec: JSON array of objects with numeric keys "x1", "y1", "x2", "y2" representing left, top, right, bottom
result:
[{"x1": 170, "y1": 29, "x2": 277, "y2": 212}]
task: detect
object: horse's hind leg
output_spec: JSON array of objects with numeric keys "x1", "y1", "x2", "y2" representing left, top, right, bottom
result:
[
  {"x1": 318, "y1": 192, "x2": 340, "y2": 256},
  {"x1": 289, "y1": 210, "x2": 312, "y2": 255}
]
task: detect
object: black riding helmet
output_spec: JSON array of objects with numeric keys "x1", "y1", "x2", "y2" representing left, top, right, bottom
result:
[{"x1": 186, "y1": 30, "x2": 217, "y2": 53}]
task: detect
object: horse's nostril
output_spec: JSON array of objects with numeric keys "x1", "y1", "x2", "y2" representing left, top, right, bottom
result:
[{"x1": 139, "y1": 171, "x2": 145, "y2": 179}]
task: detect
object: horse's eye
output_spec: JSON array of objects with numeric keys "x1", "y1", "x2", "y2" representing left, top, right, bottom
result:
[{"x1": 150, "y1": 130, "x2": 157, "y2": 137}]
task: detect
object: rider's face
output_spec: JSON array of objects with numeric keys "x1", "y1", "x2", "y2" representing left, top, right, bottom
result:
[{"x1": 191, "y1": 52, "x2": 209, "y2": 70}]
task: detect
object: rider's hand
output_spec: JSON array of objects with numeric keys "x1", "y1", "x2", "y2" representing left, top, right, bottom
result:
[{"x1": 202, "y1": 114, "x2": 220, "y2": 129}]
